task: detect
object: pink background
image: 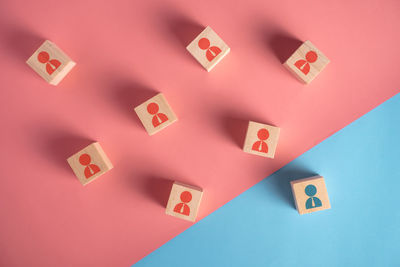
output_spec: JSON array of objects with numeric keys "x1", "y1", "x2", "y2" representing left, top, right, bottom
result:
[{"x1": 0, "y1": 0, "x2": 399, "y2": 266}]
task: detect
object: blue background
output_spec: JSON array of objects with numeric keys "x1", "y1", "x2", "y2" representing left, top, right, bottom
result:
[{"x1": 135, "y1": 94, "x2": 400, "y2": 267}]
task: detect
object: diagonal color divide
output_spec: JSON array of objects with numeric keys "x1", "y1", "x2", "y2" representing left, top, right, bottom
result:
[
  {"x1": 0, "y1": 0, "x2": 400, "y2": 266},
  {"x1": 135, "y1": 93, "x2": 400, "y2": 267}
]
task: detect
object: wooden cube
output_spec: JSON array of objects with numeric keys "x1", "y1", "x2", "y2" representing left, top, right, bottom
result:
[
  {"x1": 134, "y1": 93, "x2": 178, "y2": 135},
  {"x1": 166, "y1": 181, "x2": 203, "y2": 222},
  {"x1": 26, "y1": 40, "x2": 76, "y2": 85},
  {"x1": 291, "y1": 176, "x2": 331, "y2": 215},
  {"x1": 186, "y1": 26, "x2": 230, "y2": 72},
  {"x1": 243, "y1": 121, "x2": 280, "y2": 158},
  {"x1": 67, "y1": 142, "x2": 113, "y2": 186},
  {"x1": 283, "y1": 40, "x2": 329, "y2": 84}
]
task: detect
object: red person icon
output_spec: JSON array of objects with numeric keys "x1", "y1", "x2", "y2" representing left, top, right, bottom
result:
[
  {"x1": 37, "y1": 51, "x2": 61, "y2": 75},
  {"x1": 198, "y1": 37, "x2": 222, "y2": 62},
  {"x1": 147, "y1": 102, "x2": 168, "y2": 127},
  {"x1": 79, "y1": 153, "x2": 101, "y2": 178},
  {"x1": 294, "y1": 51, "x2": 318, "y2": 75},
  {"x1": 173, "y1": 191, "x2": 192, "y2": 216},
  {"x1": 252, "y1": 128, "x2": 269, "y2": 153}
]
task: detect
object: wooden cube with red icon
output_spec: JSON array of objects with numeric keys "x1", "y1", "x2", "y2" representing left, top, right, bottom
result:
[
  {"x1": 67, "y1": 142, "x2": 113, "y2": 186},
  {"x1": 134, "y1": 93, "x2": 178, "y2": 135},
  {"x1": 165, "y1": 181, "x2": 203, "y2": 222},
  {"x1": 26, "y1": 40, "x2": 76, "y2": 85},
  {"x1": 283, "y1": 40, "x2": 329, "y2": 84},
  {"x1": 186, "y1": 26, "x2": 230, "y2": 72},
  {"x1": 243, "y1": 121, "x2": 280, "y2": 158}
]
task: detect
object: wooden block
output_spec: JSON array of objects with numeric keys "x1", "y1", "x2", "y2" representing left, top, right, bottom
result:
[
  {"x1": 290, "y1": 176, "x2": 331, "y2": 215},
  {"x1": 283, "y1": 40, "x2": 329, "y2": 84},
  {"x1": 186, "y1": 26, "x2": 230, "y2": 72},
  {"x1": 26, "y1": 40, "x2": 76, "y2": 85},
  {"x1": 165, "y1": 181, "x2": 203, "y2": 222},
  {"x1": 243, "y1": 121, "x2": 280, "y2": 158},
  {"x1": 134, "y1": 93, "x2": 178, "y2": 135},
  {"x1": 67, "y1": 142, "x2": 113, "y2": 186}
]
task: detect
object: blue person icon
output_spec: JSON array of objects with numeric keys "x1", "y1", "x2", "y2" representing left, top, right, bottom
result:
[{"x1": 305, "y1": 184, "x2": 322, "y2": 209}]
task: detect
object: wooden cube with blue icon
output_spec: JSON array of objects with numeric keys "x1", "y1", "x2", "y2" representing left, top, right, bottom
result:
[{"x1": 290, "y1": 175, "x2": 331, "y2": 215}]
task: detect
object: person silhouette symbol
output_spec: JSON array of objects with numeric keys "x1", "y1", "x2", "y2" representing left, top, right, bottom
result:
[
  {"x1": 37, "y1": 51, "x2": 61, "y2": 75},
  {"x1": 252, "y1": 128, "x2": 269, "y2": 153},
  {"x1": 147, "y1": 102, "x2": 168, "y2": 127},
  {"x1": 305, "y1": 184, "x2": 322, "y2": 209},
  {"x1": 173, "y1": 191, "x2": 192, "y2": 216},
  {"x1": 294, "y1": 51, "x2": 318, "y2": 75},
  {"x1": 198, "y1": 37, "x2": 222, "y2": 62},
  {"x1": 79, "y1": 153, "x2": 101, "y2": 178}
]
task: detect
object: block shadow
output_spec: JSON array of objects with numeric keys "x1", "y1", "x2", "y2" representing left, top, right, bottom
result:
[
  {"x1": 35, "y1": 128, "x2": 94, "y2": 174},
  {"x1": 157, "y1": 7, "x2": 204, "y2": 48},
  {"x1": 140, "y1": 175, "x2": 173, "y2": 208},
  {"x1": 2, "y1": 24, "x2": 44, "y2": 63},
  {"x1": 266, "y1": 164, "x2": 318, "y2": 209},
  {"x1": 267, "y1": 31, "x2": 303, "y2": 64},
  {"x1": 222, "y1": 117, "x2": 248, "y2": 148},
  {"x1": 255, "y1": 24, "x2": 302, "y2": 64},
  {"x1": 268, "y1": 33, "x2": 303, "y2": 64},
  {"x1": 103, "y1": 76, "x2": 159, "y2": 127}
]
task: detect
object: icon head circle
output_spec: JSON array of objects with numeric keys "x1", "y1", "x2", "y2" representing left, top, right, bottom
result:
[
  {"x1": 38, "y1": 51, "x2": 50, "y2": 63},
  {"x1": 79, "y1": 153, "x2": 91, "y2": 165},
  {"x1": 147, "y1": 102, "x2": 160, "y2": 115},
  {"x1": 180, "y1": 191, "x2": 192, "y2": 203},
  {"x1": 305, "y1": 184, "x2": 317, "y2": 197},
  {"x1": 305, "y1": 51, "x2": 318, "y2": 63},
  {"x1": 198, "y1": 38, "x2": 210, "y2": 50},
  {"x1": 257, "y1": 128, "x2": 269, "y2": 140}
]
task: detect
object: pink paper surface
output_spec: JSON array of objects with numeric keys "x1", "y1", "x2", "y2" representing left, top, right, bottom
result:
[{"x1": 0, "y1": 0, "x2": 399, "y2": 266}]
